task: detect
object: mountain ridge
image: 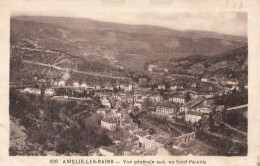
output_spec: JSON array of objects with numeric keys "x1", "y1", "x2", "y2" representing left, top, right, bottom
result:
[
  {"x1": 11, "y1": 15, "x2": 248, "y2": 71},
  {"x1": 12, "y1": 15, "x2": 247, "y2": 41}
]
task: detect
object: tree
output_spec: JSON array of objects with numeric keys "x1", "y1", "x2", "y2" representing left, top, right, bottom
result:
[
  {"x1": 142, "y1": 98, "x2": 153, "y2": 111},
  {"x1": 95, "y1": 130, "x2": 113, "y2": 147},
  {"x1": 185, "y1": 92, "x2": 191, "y2": 102}
]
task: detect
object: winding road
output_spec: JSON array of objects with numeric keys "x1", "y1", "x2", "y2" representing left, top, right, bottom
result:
[{"x1": 23, "y1": 60, "x2": 129, "y2": 80}]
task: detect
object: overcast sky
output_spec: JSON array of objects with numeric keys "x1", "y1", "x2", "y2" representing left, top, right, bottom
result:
[
  {"x1": 80, "y1": 11, "x2": 247, "y2": 37},
  {"x1": 13, "y1": 1, "x2": 247, "y2": 36}
]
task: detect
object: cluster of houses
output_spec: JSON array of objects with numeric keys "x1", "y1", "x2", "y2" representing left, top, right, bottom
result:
[
  {"x1": 97, "y1": 114, "x2": 171, "y2": 156},
  {"x1": 52, "y1": 80, "x2": 133, "y2": 91},
  {"x1": 21, "y1": 77, "x2": 225, "y2": 127},
  {"x1": 91, "y1": 83, "x2": 224, "y2": 156},
  {"x1": 18, "y1": 71, "x2": 242, "y2": 156}
]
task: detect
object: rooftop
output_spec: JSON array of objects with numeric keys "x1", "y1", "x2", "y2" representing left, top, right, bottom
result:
[
  {"x1": 156, "y1": 101, "x2": 177, "y2": 108},
  {"x1": 135, "y1": 130, "x2": 150, "y2": 137},
  {"x1": 186, "y1": 111, "x2": 204, "y2": 116},
  {"x1": 169, "y1": 95, "x2": 185, "y2": 99},
  {"x1": 185, "y1": 96, "x2": 205, "y2": 109},
  {"x1": 102, "y1": 117, "x2": 118, "y2": 124}
]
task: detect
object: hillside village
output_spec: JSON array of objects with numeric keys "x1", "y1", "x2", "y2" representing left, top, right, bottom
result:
[
  {"x1": 10, "y1": 46, "x2": 248, "y2": 156},
  {"x1": 9, "y1": 16, "x2": 248, "y2": 156}
]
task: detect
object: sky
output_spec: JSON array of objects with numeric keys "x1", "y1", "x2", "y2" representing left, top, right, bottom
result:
[
  {"x1": 78, "y1": 11, "x2": 248, "y2": 37},
  {"x1": 12, "y1": 0, "x2": 247, "y2": 36}
]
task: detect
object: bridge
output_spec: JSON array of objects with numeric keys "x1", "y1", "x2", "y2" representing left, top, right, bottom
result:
[{"x1": 226, "y1": 104, "x2": 248, "y2": 111}]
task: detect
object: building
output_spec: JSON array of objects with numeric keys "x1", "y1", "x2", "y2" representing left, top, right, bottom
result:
[
  {"x1": 124, "y1": 84, "x2": 133, "y2": 91},
  {"x1": 134, "y1": 95, "x2": 144, "y2": 103},
  {"x1": 227, "y1": 80, "x2": 238, "y2": 85},
  {"x1": 163, "y1": 68, "x2": 169, "y2": 73},
  {"x1": 185, "y1": 111, "x2": 203, "y2": 123},
  {"x1": 201, "y1": 78, "x2": 208, "y2": 82},
  {"x1": 73, "y1": 82, "x2": 79, "y2": 87},
  {"x1": 95, "y1": 85, "x2": 101, "y2": 90},
  {"x1": 101, "y1": 97, "x2": 111, "y2": 108},
  {"x1": 45, "y1": 88, "x2": 55, "y2": 95},
  {"x1": 23, "y1": 88, "x2": 41, "y2": 95},
  {"x1": 58, "y1": 80, "x2": 66, "y2": 87},
  {"x1": 139, "y1": 78, "x2": 148, "y2": 86},
  {"x1": 135, "y1": 131, "x2": 150, "y2": 147},
  {"x1": 190, "y1": 99, "x2": 216, "y2": 114},
  {"x1": 191, "y1": 83, "x2": 197, "y2": 88},
  {"x1": 81, "y1": 83, "x2": 88, "y2": 88},
  {"x1": 150, "y1": 95, "x2": 163, "y2": 102},
  {"x1": 39, "y1": 79, "x2": 46, "y2": 83},
  {"x1": 170, "y1": 86, "x2": 178, "y2": 91},
  {"x1": 101, "y1": 117, "x2": 117, "y2": 130},
  {"x1": 134, "y1": 102, "x2": 142, "y2": 109},
  {"x1": 87, "y1": 85, "x2": 96, "y2": 89},
  {"x1": 143, "y1": 135, "x2": 164, "y2": 150},
  {"x1": 154, "y1": 102, "x2": 177, "y2": 118},
  {"x1": 180, "y1": 96, "x2": 205, "y2": 113},
  {"x1": 158, "y1": 84, "x2": 166, "y2": 90},
  {"x1": 148, "y1": 64, "x2": 158, "y2": 72},
  {"x1": 97, "y1": 108, "x2": 109, "y2": 115},
  {"x1": 112, "y1": 109, "x2": 122, "y2": 118},
  {"x1": 135, "y1": 132, "x2": 167, "y2": 150},
  {"x1": 169, "y1": 96, "x2": 185, "y2": 104}
]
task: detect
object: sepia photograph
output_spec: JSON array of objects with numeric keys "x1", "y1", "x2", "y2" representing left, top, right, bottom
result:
[{"x1": 9, "y1": 11, "x2": 248, "y2": 157}]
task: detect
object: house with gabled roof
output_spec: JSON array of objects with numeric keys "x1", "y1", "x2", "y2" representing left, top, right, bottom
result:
[{"x1": 185, "y1": 111, "x2": 204, "y2": 123}]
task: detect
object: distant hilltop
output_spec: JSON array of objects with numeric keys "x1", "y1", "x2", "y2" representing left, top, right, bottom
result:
[{"x1": 11, "y1": 15, "x2": 247, "y2": 71}]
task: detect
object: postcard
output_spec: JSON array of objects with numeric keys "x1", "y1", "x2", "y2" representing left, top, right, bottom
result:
[{"x1": 0, "y1": 0, "x2": 259, "y2": 166}]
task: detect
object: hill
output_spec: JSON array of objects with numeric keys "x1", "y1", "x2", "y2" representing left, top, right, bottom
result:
[
  {"x1": 165, "y1": 46, "x2": 248, "y2": 83},
  {"x1": 11, "y1": 16, "x2": 247, "y2": 70}
]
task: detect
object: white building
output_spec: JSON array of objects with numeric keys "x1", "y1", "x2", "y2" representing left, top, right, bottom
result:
[
  {"x1": 124, "y1": 84, "x2": 133, "y2": 91},
  {"x1": 101, "y1": 117, "x2": 117, "y2": 130},
  {"x1": 191, "y1": 83, "x2": 197, "y2": 88},
  {"x1": 81, "y1": 83, "x2": 88, "y2": 88},
  {"x1": 194, "y1": 107, "x2": 212, "y2": 114},
  {"x1": 155, "y1": 103, "x2": 177, "y2": 118},
  {"x1": 95, "y1": 85, "x2": 101, "y2": 90},
  {"x1": 158, "y1": 84, "x2": 166, "y2": 90},
  {"x1": 201, "y1": 78, "x2": 208, "y2": 82},
  {"x1": 23, "y1": 88, "x2": 41, "y2": 95},
  {"x1": 227, "y1": 80, "x2": 238, "y2": 85},
  {"x1": 134, "y1": 102, "x2": 142, "y2": 109},
  {"x1": 73, "y1": 82, "x2": 79, "y2": 87},
  {"x1": 185, "y1": 111, "x2": 203, "y2": 123},
  {"x1": 151, "y1": 95, "x2": 163, "y2": 102},
  {"x1": 101, "y1": 97, "x2": 111, "y2": 108},
  {"x1": 148, "y1": 64, "x2": 158, "y2": 72},
  {"x1": 170, "y1": 86, "x2": 178, "y2": 91},
  {"x1": 180, "y1": 106, "x2": 189, "y2": 113},
  {"x1": 144, "y1": 135, "x2": 164, "y2": 150},
  {"x1": 164, "y1": 68, "x2": 169, "y2": 73},
  {"x1": 39, "y1": 79, "x2": 46, "y2": 83},
  {"x1": 180, "y1": 97, "x2": 205, "y2": 113},
  {"x1": 58, "y1": 80, "x2": 66, "y2": 87},
  {"x1": 135, "y1": 132, "x2": 165, "y2": 150},
  {"x1": 45, "y1": 88, "x2": 55, "y2": 95},
  {"x1": 97, "y1": 108, "x2": 109, "y2": 115},
  {"x1": 169, "y1": 96, "x2": 185, "y2": 104}
]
